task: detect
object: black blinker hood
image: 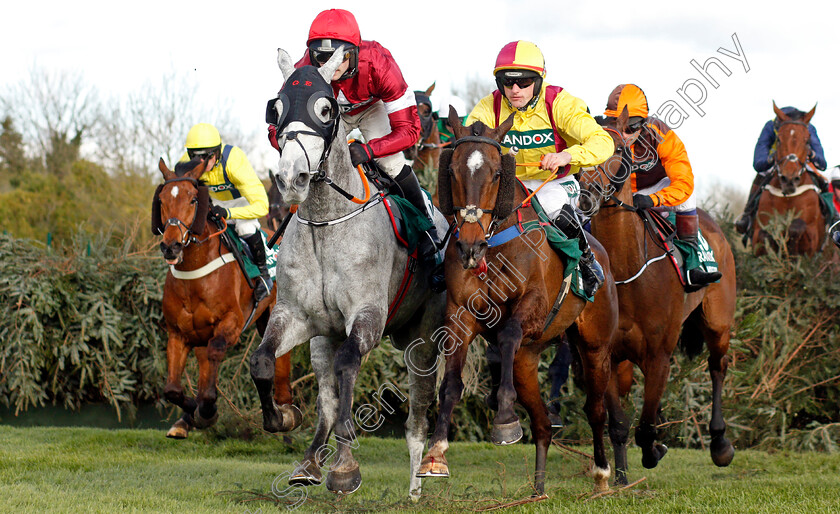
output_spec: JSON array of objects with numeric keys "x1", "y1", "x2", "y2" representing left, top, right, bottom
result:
[{"x1": 265, "y1": 65, "x2": 338, "y2": 144}]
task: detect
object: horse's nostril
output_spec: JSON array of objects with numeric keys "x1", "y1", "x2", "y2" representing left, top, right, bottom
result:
[
  {"x1": 276, "y1": 178, "x2": 287, "y2": 191},
  {"x1": 294, "y1": 173, "x2": 309, "y2": 190}
]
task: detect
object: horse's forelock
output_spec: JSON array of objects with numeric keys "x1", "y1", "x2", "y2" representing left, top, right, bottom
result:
[{"x1": 174, "y1": 158, "x2": 202, "y2": 177}]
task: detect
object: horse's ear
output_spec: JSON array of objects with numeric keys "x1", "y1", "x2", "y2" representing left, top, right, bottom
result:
[
  {"x1": 277, "y1": 48, "x2": 296, "y2": 81},
  {"x1": 425, "y1": 82, "x2": 435, "y2": 96},
  {"x1": 186, "y1": 159, "x2": 207, "y2": 181},
  {"x1": 437, "y1": 149, "x2": 455, "y2": 216},
  {"x1": 449, "y1": 108, "x2": 468, "y2": 139},
  {"x1": 159, "y1": 158, "x2": 174, "y2": 181},
  {"x1": 772, "y1": 101, "x2": 787, "y2": 121},
  {"x1": 190, "y1": 187, "x2": 210, "y2": 235},
  {"x1": 493, "y1": 113, "x2": 515, "y2": 141},
  {"x1": 317, "y1": 45, "x2": 345, "y2": 83},
  {"x1": 616, "y1": 105, "x2": 630, "y2": 133},
  {"x1": 803, "y1": 103, "x2": 817, "y2": 124}
]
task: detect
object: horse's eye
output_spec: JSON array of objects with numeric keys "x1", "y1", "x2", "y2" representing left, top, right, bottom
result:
[
  {"x1": 190, "y1": 197, "x2": 198, "y2": 204},
  {"x1": 493, "y1": 170, "x2": 501, "y2": 182}
]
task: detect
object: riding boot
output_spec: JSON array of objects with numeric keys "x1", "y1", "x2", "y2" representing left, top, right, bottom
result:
[
  {"x1": 244, "y1": 232, "x2": 272, "y2": 304},
  {"x1": 676, "y1": 214, "x2": 722, "y2": 288},
  {"x1": 394, "y1": 165, "x2": 445, "y2": 293},
  {"x1": 734, "y1": 174, "x2": 766, "y2": 234},
  {"x1": 553, "y1": 204, "x2": 604, "y2": 298}
]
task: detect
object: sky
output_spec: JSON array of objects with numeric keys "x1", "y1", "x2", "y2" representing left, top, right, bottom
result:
[{"x1": 3, "y1": 0, "x2": 839, "y2": 199}]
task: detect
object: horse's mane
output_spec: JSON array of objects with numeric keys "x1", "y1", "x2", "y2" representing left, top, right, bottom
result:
[{"x1": 173, "y1": 158, "x2": 204, "y2": 177}]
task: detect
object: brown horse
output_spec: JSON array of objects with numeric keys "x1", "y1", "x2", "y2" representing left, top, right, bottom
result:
[
  {"x1": 752, "y1": 102, "x2": 825, "y2": 255},
  {"x1": 404, "y1": 83, "x2": 445, "y2": 174},
  {"x1": 578, "y1": 108, "x2": 737, "y2": 484},
  {"x1": 417, "y1": 111, "x2": 618, "y2": 494},
  {"x1": 153, "y1": 158, "x2": 299, "y2": 438}
]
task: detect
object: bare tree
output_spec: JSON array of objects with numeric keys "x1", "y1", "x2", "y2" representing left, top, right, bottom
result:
[
  {"x1": 0, "y1": 66, "x2": 100, "y2": 174},
  {"x1": 453, "y1": 74, "x2": 495, "y2": 113}
]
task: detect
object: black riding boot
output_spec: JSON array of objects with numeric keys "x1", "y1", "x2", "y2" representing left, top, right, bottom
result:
[
  {"x1": 553, "y1": 204, "x2": 604, "y2": 298},
  {"x1": 676, "y1": 214, "x2": 722, "y2": 288},
  {"x1": 735, "y1": 173, "x2": 768, "y2": 235},
  {"x1": 394, "y1": 165, "x2": 445, "y2": 293},
  {"x1": 244, "y1": 232, "x2": 272, "y2": 304}
]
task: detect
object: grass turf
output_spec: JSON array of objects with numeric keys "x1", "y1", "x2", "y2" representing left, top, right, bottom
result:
[{"x1": 1, "y1": 426, "x2": 839, "y2": 513}]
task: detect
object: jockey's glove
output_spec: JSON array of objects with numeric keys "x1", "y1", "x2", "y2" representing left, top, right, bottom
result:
[
  {"x1": 210, "y1": 205, "x2": 229, "y2": 221},
  {"x1": 348, "y1": 142, "x2": 375, "y2": 167},
  {"x1": 632, "y1": 194, "x2": 655, "y2": 210}
]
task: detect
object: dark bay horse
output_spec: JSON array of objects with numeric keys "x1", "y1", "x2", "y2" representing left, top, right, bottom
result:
[
  {"x1": 153, "y1": 158, "x2": 298, "y2": 438},
  {"x1": 404, "y1": 83, "x2": 445, "y2": 174},
  {"x1": 417, "y1": 111, "x2": 618, "y2": 495},
  {"x1": 752, "y1": 102, "x2": 825, "y2": 255},
  {"x1": 579, "y1": 107, "x2": 736, "y2": 484}
]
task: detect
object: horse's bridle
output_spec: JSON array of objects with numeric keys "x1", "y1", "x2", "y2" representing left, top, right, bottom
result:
[
  {"x1": 772, "y1": 120, "x2": 811, "y2": 181},
  {"x1": 448, "y1": 135, "x2": 510, "y2": 238}
]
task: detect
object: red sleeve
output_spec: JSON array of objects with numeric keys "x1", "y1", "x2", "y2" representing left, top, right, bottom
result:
[{"x1": 366, "y1": 105, "x2": 421, "y2": 157}]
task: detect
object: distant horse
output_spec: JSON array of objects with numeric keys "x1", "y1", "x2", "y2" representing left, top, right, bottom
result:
[
  {"x1": 153, "y1": 158, "x2": 298, "y2": 439},
  {"x1": 579, "y1": 107, "x2": 736, "y2": 484},
  {"x1": 404, "y1": 83, "x2": 445, "y2": 174},
  {"x1": 416, "y1": 111, "x2": 618, "y2": 495},
  {"x1": 752, "y1": 102, "x2": 825, "y2": 255},
  {"x1": 249, "y1": 48, "x2": 447, "y2": 499}
]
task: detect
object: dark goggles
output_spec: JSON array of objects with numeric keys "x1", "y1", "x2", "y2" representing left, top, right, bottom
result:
[
  {"x1": 501, "y1": 77, "x2": 536, "y2": 89},
  {"x1": 626, "y1": 118, "x2": 645, "y2": 133},
  {"x1": 312, "y1": 49, "x2": 351, "y2": 66},
  {"x1": 187, "y1": 147, "x2": 218, "y2": 160}
]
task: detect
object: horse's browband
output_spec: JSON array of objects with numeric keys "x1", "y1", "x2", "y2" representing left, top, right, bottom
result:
[{"x1": 451, "y1": 136, "x2": 502, "y2": 153}]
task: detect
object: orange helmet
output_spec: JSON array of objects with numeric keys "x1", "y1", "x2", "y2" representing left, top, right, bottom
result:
[{"x1": 604, "y1": 84, "x2": 649, "y2": 119}]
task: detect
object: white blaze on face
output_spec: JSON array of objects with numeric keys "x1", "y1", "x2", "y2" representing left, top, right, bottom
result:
[
  {"x1": 467, "y1": 150, "x2": 484, "y2": 177},
  {"x1": 171, "y1": 186, "x2": 179, "y2": 198},
  {"x1": 790, "y1": 129, "x2": 795, "y2": 136}
]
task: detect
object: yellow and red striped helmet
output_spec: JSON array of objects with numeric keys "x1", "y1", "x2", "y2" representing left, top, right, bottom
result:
[
  {"x1": 604, "y1": 84, "x2": 649, "y2": 118},
  {"x1": 493, "y1": 41, "x2": 546, "y2": 77}
]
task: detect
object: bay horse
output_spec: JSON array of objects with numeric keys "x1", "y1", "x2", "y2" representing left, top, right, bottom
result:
[
  {"x1": 416, "y1": 110, "x2": 618, "y2": 495},
  {"x1": 153, "y1": 158, "x2": 298, "y2": 439},
  {"x1": 578, "y1": 107, "x2": 736, "y2": 484},
  {"x1": 752, "y1": 102, "x2": 825, "y2": 255},
  {"x1": 404, "y1": 83, "x2": 445, "y2": 174},
  {"x1": 249, "y1": 48, "x2": 447, "y2": 499}
]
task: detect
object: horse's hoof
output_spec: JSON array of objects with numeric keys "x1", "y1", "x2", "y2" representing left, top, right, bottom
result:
[
  {"x1": 277, "y1": 403, "x2": 303, "y2": 432},
  {"x1": 416, "y1": 454, "x2": 450, "y2": 478},
  {"x1": 166, "y1": 419, "x2": 190, "y2": 439},
  {"x1": 192, "y1": 409, "x2": 218, "y2": 429},
  {"x1": 591, "y1": 464, "x2": 611, "y2": 493},
  {"x1": 491, "y1": 420, "x2": 523, "y2": 445},
  {"x1": 711, "y1": 436, "x2": 735, "y2": 467},
  {"x1": 326, "y1": 466, "x2": 362, "y2": 494},
  {"x1": 262, "y1": 405, "x2": 283, "y2": 433},
  {"x1": 289, "y1": 462, "x2": 323, "y2": 486},
  {"x1": 642, "y1": 443, "x2": 668, "y2": 469},
  {"x1": 613, "y1": 471, "x2": 629, "y2": 487}
]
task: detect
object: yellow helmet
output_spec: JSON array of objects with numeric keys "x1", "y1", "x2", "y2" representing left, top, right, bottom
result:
[
  {"x1": 185, "y1": 123, "x2": 222, "y2": 152},
  {"x1": 493, "y1": 41, "x2": 546, "y2": 77}
]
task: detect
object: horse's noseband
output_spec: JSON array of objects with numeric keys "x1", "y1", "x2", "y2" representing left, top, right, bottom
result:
[{"x1": 459, "y1": 205, "x2": 486, "y2": 223}]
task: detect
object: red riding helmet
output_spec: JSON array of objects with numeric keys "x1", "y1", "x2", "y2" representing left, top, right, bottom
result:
[{"x1": 307, "y1": 9, "x2": 360, "y2": 81}]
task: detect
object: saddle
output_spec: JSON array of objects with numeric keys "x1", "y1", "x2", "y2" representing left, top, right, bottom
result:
[{"x1": 216, "y1": 221, "x2": 277, "y2": 287}]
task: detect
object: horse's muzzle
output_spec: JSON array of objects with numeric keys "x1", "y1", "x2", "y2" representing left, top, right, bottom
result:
[
  {"x1": 456, "y1": 240, "x2": 488, "y2": 269},
  {"x1": 160, "y1": 241, "x2": 183, "y2": 265}
]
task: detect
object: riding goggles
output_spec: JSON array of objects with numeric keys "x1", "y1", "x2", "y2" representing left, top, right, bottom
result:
[
  {"x1": 501, "y1": 77, "x2": 536, "y2": 89},
  {"x1": 312, "y1": 49, "x2": 351, "y2": 66},
  {"x1": 626, "y1": 117, "x2": 645, "y2": 133}
]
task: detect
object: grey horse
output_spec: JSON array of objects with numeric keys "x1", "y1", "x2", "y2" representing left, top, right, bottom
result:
[{"x1": 249, "y1": 47, "x2": 448, "y2": 500}]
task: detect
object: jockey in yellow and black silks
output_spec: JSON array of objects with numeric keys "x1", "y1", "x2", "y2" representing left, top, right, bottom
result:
[
  {"x1": 467, "y1": 40, "x2": 614, "y2": 298},
  {"x1": 179, "y1": 123, "x2": 272, "y2": 302}
]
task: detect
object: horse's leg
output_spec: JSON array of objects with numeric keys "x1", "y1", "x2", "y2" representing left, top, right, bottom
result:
[
  {"x1": 636, "y1": 354, "x2": 671, "y2": 469},
  {"x1": 193, "y1": 319, "x2": 239, "y2": 428},
  {"x1": 511, "y1": 345, "x2": 551, "y2": 497},
  {"x1": 605, "y1": 359, "x2": 631, "y2": 485},
  {"x1": 418, "y1": 320, "x2": 476, "y2": 478},
  {"x1": 163, "y1": 333, "x2": 196, "y2": 439},
  {"x1": 290, "y1": 336, "x2": 340, "y2": 486},
  {"x1": 392, "y1": 312, "x2": 442, "y2": 500},
  {"x1": 567, "y1": 324, "x2": 612, "y2": 493},
  {"x1": 255, "y1": 307, "x2": 300, "y2": 428},
  {"x1": 325, "y1": 306, "x2": 385, "y2": 494},
  {"x1": 490, "y1": 317, "x2": 524, "y2": 445},
  {"x1": 251, "y1": 306, "x2": 313, "y2": 433}
]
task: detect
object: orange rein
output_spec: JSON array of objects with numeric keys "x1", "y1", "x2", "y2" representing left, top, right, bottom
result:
[
  {"x1": 350, "y1": 164, "x2": 372, "y2": 204},
  {"x1": 515, "y1": 161, "x2": 558, "y2": 206}
]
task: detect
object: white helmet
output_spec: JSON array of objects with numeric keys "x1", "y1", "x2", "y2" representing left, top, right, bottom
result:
[{"x1": 439, "y1": 95, "x2": 467, "y2": 119}]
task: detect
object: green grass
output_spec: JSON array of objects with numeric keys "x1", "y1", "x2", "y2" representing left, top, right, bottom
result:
[{"x1": 1, "y1": 427, "x2": 839, "y2": 513}]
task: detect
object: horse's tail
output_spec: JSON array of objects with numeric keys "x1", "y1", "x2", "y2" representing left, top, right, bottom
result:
[{"x1": 678, "y1": 308, "x2": 706, "y2": 360}]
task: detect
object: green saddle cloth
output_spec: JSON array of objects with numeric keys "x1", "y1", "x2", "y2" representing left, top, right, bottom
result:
[
  {"x1": 224, "y1": 226, "x2": 278, "y2": 281},
  {"x1": 385, "y1": 192, "x2": 434, "y2": 253},
  {"x1": 664, "y1": 213, "x2": 720, "y2": 280},
  {"x1": 525, "y1": 195, "x2": 593, "y2": 302},
  {"x1": 820, "y1": 192, "x2": 838, "y2": 221}
]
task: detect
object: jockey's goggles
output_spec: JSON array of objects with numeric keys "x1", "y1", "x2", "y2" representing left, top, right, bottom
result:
[
  {"x1": 187, "y1": 147, "x2": 219, "y2": 160},
  {"x1": 501, "y1": 77, "x2": 536, "y2": 89},
  {"x1": 312, "y1": 49, "x2": 351, "y2": 66},
  {"x1": 626, "y1": 117, "x2": 645, "y2": 133}
]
